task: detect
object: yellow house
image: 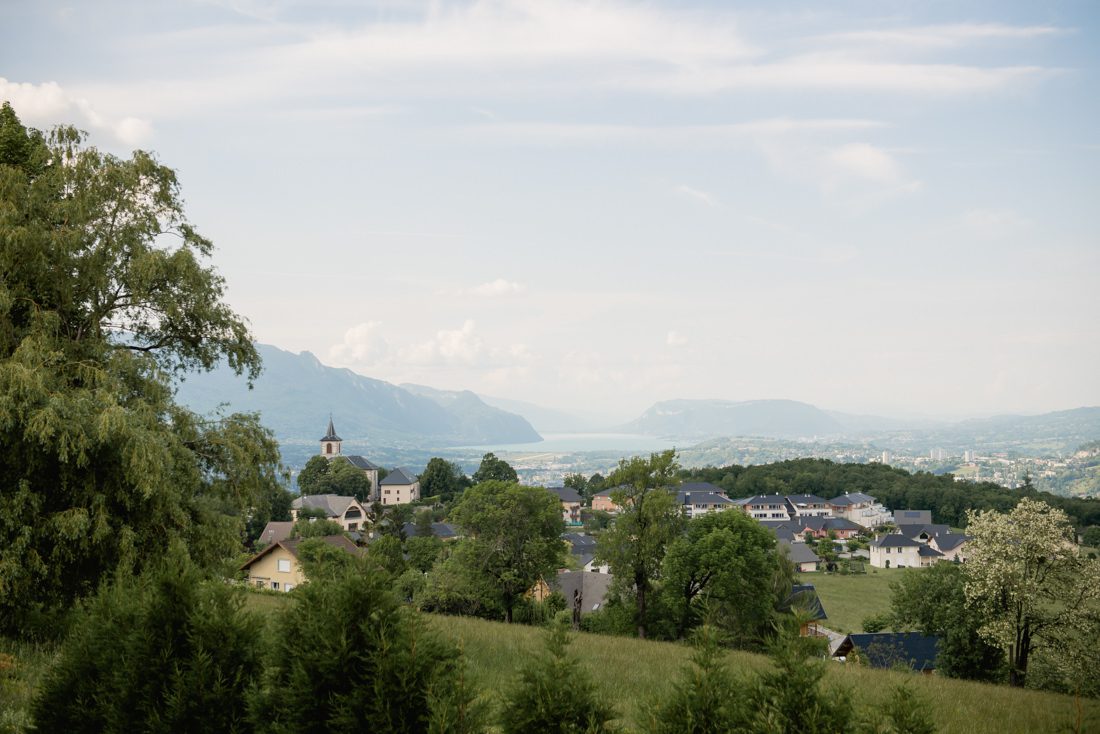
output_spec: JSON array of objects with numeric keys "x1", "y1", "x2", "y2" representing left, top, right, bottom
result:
[{"x1": 241, "y1": 535, "x2": 360, "y2": 592}]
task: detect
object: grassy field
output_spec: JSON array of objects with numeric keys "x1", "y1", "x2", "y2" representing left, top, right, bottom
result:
[
  {"x1": 5, "y1": 592, "x2": 1095, "y2": 734},
  {"x1": 431, "y1": 614, "x2": 1097, "y2": 734},
  {"x1": 800, "y1": 567, "x2": 904, "y2": 634}
]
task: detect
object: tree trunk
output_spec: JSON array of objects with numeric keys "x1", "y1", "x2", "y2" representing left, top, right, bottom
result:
[
  {"x1": 505, "y1": 600, "x2": 513, "y2": 624},
  {"x1": 636, "y1": 572, "x2": 647, "y2": 639}
]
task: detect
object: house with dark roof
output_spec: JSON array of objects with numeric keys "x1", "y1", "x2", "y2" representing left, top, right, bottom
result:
[
  {"x1": 833, "y1": 632, "x2": 941, "y2": 672},
  {"x1": 779, "y1": 539, "x2": 822, "y2": 572},
  {"x1": 678, "y1": 489, "x2": 735, "y2": 518},
  {"x1": 929, "y1": 532, "x2": 971, "y2": 562},
  {"x1": 546, "y1": 487, "x2": 584, "y2": 526},
  {"x1": 291, "y1": 494, "x2": 369, "y2": 533},
  {"x1": 562, "y1": 533, "x2": 608, "y2": 573},
  {"x1": 257, "y1": 521, "x2": 295, "y2": 547},
  {"x1": 240, "y1": 534, "x2": 362, "y2": 592},
  {"x1": 530, "y1": 570, "x2": 613, "y2": 615},
  {"x1": 380, "y1": 467, "x2": 420, "y2": 505},
  {"x1": 826, "y1": 492, "x2": 893, "y2": 528},
  {"x1": 317, "y1": 417, "x2": 383, "y2": 499},
  {"x1": 869, "y1": 534, "x2": 924, "y2": 568},
  {"x1": 401, "y1": 521, "x2": 460, "y2": 540},
  {"x1": 590, "y1": 487, "x2": 621, "y2": 514},
  {"x1": 893, "y1": 509, "x2": 933, "y2": 526},
  {"x1": 782, "y1": 583, "x2": 828, "y2": 637}
]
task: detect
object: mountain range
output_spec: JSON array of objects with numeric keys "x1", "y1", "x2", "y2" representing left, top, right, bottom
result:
[{"x1": 173, "y1": 344, "x2": 541, "y2": 447}]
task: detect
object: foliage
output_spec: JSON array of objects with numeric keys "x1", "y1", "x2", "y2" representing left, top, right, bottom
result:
[
  {"x1": 963, "y1": 498, "x2": 1100, "y2": 687},
  {"x1": 0, "y1": 104, "x2": 284, "y2": 636},
  {"x1": 861, "y1": 685, "x2": 937, "y2": 734},
  {"x1": 295, "y1": 455, "x2": 373, "y2": 502},
  {"x1": 291, "y1": 517, "x2": 344, "y2": 538},
  {"x1": 889, "y1": 564, "x2": 1003, "y2": 682},
  {"x1": 294, "y1": 537, "x2": 357, "y2": 581},
  {"x1": 498, "y1": 623, "x2": 617, "y2": 734},
  {"x1": 596, "y1": 450, "x2": 684, "y2": 638},
  {"x1": 861, "y1": 613, "x2": 892, "y2": 634},
  {"x1": 407, "y1": 534, "x2": 445, "y2": 573},
  {"x1": 449, "y1": 480, "x2": 565, "y2": 622},
  {"x1": 258, "y1": 562, "x2": 469, "y2": 734},
  {"x1": 744, "y1": 637, "x2": 854, "y2": 734},
  {"x1": 369, "y1": 534, "x2": 407, "y2": 576},
  {"x1": 471, "y1": 452, "x2": 518, "y2": 484},
  {"x1": 659, "y1": 510, "x2": 778, "y2": 645},
  {"x1": 31, "y1": 547, "x2": 264, "y2": 733},
  {"x1": 420, "y1": 457, "x2": 470, "y2": 502},
  {"x1": 641, "y1": 626, "x2": 744, "y2": 734}
]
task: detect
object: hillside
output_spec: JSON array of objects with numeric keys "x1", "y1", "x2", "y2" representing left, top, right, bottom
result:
[
  {"x1": 173, "y1": 344, "x2": 541, "y2": 448},
  {"x1": 623, "y1": 399, "x2": 846, "y2": 439}
]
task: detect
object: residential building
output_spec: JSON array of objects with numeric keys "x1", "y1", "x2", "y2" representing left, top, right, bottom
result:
[
  {"x1": 733, "y1": 494, "x2": 797, "y2": 521},
  {"x1": 780, "y1": 540, "x2": 821, "y2": 572},
  {"x1": 318, "y1": 417, "x2": 382, "y2": 499},
  {"x1": 530, "y1": 570, "x2": 612, "y2": 615},
  {"x1": 257, "y1": 521, "x2": 294, "y2": 547},
  {"x1": 291, "y1": 494, "x2": 369, "y2": 533},
  {"x1": 764, "y1": 516, "x2": 863, "y2": 540},
  {"x1": 893, "y1": 509, "x2": 933, "y2": 526},
  {"x1": 240, "y1": 535, "x2": 361, "y2": 592},
  {"x1": 869, "y1": 534, "x2": 925, "y2": 568},
  {"x1": 401, "y1": 521, "x2": 460, "y2": 540},
  {"x1": 782, "y1": 583, "x2": 828, "y2": 637},
  {"x1": 826, "y1": 492, "x2": 892, "y2": 529},
  {"x1": 547, "y1": 486, "x2": 584, "y2": 526},
  {"x1": 562, "y1": 533, "x2": 608, "y2": 573},
  {"x1": 591, "y1": 487, "x2": 621, "y2": 514},
  {"x1": 678, "y1": 489, "x2": 735, "y2": 518},
  {"x1": 833, "y1": 632, "x2": 940, "y2": 673},
  {"x1": 379, "y1": 468, "x2": 420, "y2": 505}
]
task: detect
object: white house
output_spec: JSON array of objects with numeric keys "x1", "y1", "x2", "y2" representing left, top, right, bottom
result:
[
  {"x1": 826, "y1": 492, "x2": 892, "y2": 529},
  {"x1": 379, "y1": 467, "x2": 420, "y2": 505}
]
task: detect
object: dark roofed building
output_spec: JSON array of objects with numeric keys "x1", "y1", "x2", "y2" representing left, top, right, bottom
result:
[
  {"x1": 531, "y1": 570, "x2": 613, "y2": 615},
  {"x1": 379, "y1": 467, "x2": 420, "y2": 505},
  {"x1": 678, "y1": 490, "x2": 735, "y2": 518},
  {"x1": 834, "y1": 632, "x2": 941, "y2": 672},
  {"x1": 893, "y1": 509, "x2": 933, "y2": 526},
  {"x1": 779, "y1": 539, "x2": 821, "y2": 572},
  {"x1": 782, "y1": 583, "x2": 828, "y2": 637},
  {"x1": 547, "y1": 487, "x2": 583, "y2": 526}
]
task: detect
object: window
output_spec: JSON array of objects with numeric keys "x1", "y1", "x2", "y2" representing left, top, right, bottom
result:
[
  {"x1": 348, "y1": 522, "x2": 357, "y2": 531},
  {"x1": 325, "y1": 443, "x2": 332, "y2": 455},
  {"x1": 285, "y1": 583, "x2": 295, "y2": 592},
  {"x1": 277, "y1": 559, "x2": 291, "y2": 573},
  {"x1": 271, "y1": 581, "x2": 280, "y2": 590}
]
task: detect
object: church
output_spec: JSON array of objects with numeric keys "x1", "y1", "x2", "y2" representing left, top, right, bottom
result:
[{"x1": 319, "y1": 417, "x2": 420, "y2": 505}]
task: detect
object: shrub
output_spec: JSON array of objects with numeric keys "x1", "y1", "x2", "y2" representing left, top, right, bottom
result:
[
  {"x1": 862, "y1": 613, "x2": 892, "y2": 633},
  {"x1": 31, "y1": 547, "x2": 264, "y2": 734},
  {"x1": 499, "y1": 623, "x2": 617, "y2": 734},
  {"x1": 258, "y1": 561, "x2": 470, "y2": 733},
  {"x1": 641, "y1": 626, "x2": 744, "y2": 733},
  {"x1": 745, "y1": 637, "x2": 854, "y2": 734}
]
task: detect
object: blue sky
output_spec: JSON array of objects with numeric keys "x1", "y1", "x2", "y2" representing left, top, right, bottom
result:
[{"x1": 2, "y1": 0, "x2": 1098, "y2": 421}]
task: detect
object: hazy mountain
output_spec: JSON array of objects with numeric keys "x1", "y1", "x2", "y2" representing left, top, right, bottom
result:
[
  {"x1": 174, "y1": 344, "x2": 541, "y2": 446},
  {"x1": 623, "y1": 399, "x2": 846, "y2": 439},
  {"x1": 475, "y1": 394, "x2": 602, "y2": 433},
  {"x1": 870, "y1": 407, "x2": 1100, "y2": 454}
]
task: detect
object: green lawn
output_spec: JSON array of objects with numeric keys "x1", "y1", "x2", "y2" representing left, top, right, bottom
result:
[{"x1": 798, "y1": 567, "x2": 904, "y2": 634}]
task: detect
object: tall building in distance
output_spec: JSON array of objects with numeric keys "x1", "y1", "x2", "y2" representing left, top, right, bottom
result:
[
  {"x1": 881, "y1": 450, "x2": 891, "y2": 465},
  {"x1": 930, "y1": 447, "x2": 947, "y2": 461}
]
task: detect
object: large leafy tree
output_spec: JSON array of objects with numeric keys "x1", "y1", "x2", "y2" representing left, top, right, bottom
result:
[
  {"x1": 963, "y1": 498, "x2": 1100, "y2": 687},
  {"x1": 449, "y1": 480, "x2": 564, "y2": 623},
  {"x1": 661, "y1": 510, "x2": 778, "y2": 645},
  {"x1": 419, "y1": 457, "x2": 470, "y2": 501},
  {"x1": 471, "y1": 452, "x2": 518, "y2": 484},
  {"x1": 296, "y1": 455, "x2": 373, "y2": 501},
  {"x1": 0, "y1": 104, "x2": 283, "y2": 634},
  {"x1": 596, "y1": 450, "x2": 684, "y2": 639}
]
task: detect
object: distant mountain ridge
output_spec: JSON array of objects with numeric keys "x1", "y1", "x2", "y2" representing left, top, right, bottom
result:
[
  {"x1": 173, "y1": 344, "x2": 541, "y2": 446},
  {"x1": 623, "y1": 399, "x2": 845, "y2": 439}
]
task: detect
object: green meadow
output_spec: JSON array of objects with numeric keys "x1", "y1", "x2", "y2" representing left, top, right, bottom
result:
[{"x1": 801, "y1": 567, "x2": 904, "y2": 634}]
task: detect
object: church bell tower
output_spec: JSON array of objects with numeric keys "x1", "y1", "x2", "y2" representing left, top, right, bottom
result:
[{"x1": 320, "y1": 415, "x2": 342, "y2": 457}]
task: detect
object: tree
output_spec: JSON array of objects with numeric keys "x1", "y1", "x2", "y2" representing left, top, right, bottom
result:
[
  {"x1": 563, "y1": 472, "x2": 589, "y2": 499},
  {"x1": 296, "y1": 455, "x2": 373, "y2": 502},
  {"x1": 596, "y1": 450, "x2": 684, "y2": 639},
  {"x1": 889, "y1": 564, "x2": 1004, "y2": 682},
  {"x1": 471, "y1": 452, "x2": 518, "y2": 484},
  {"x1": 498, "y1": 623, "x2": 616, "y2": 734},
  {"x1": 963, "y1": 498, "x2": 1100, "y2": 687},
  {"x1": 296, "y1": 455, "x2": 332, "y2": 494},
  {"x1": 745, "y1": 638, "x2": 854, "y2": 734},
  {"x1": 660, "y1": 510, "x2": 777, "y2": 644},
  {"x1": 407, "y1": 534, "x2": 445, "y2": 573},
  {"x1": 291, "y1": 517, "x2": 345, "y2": 539},
  {"x1": 260, "y1": 561, "x2": 473, "y2": 733},
  {"x1": 0, "y1": 104, "x2": 284, "y2": 635},
  {"x1": 449, "y1": 480, "x2": 565, "y2": 623},
  {"x1": 31, "y1": 546, "x2": 264, "y2": 733},
  {"x1": 369, "y1": 534, "x2": 408, "y2": 577},
  {"x1": 420, "y1": 457, "x2": 470, "y2": 501}
]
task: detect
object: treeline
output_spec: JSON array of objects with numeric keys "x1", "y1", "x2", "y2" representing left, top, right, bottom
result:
[{"x1": 679, "y1": 458, "x2": 1100, "y2": 530}]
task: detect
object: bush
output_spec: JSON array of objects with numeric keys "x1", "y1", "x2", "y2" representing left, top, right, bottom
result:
[
  {"x1": 862, "y1": 613, "x2": 892, "y2": 633},
  {"x1": 31, "y1": 547, "x2": 264, "y2": 734},
  {"x1": 745, "y1": 638, "x2": 854, "y2": 733},
  {"x1": 498, "y1": 623, "x2": 616, "y2": 734},
  {"x1": 641, "y1": 626, "x2": 744, "y2": 733},
  {"x1": 259, "y1": 560, "x2": 470, "y2": 733}
]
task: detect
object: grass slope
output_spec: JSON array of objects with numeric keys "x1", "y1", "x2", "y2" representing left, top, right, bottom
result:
[{"x1": 430, "y1": 614, "x2": 1096, "y2": 734}]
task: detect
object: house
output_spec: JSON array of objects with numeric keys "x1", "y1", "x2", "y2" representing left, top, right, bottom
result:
[
  {"x1": 679, "y1": 481, "x2": 727, "y2": 496},
  {"x1": 401, "y1": 521, "x2": 460, "y2": 539},
  {"x1": 782, "y1": 583, "x2": 828, "y2": 637},
  {"x1": 240, "y1": 534, "x2": 361, "y2": 592},
  {"x1": 678, "y1": 489, "x2": 735, "y2": 518},
  {"x1": 929, "y1": 532, "x2": 970, "y2": 562},
  {"x1": 547, "y1": 487, "x2": 584, "y2": 526},
  {"x1": 763, "y1": 516, "x2": 864, "y2": 541},
  {"x1": 591, "y1": 486, "x2": 623, "y2": 514},
  {"x1": 780, "y1": 539, "x2": 822, "y2": 572},
  {"x1": 893, "y1": 509, "x2": 933, "y2": 526},
  {"x1": 784, "y1": 494, "x2": 831, "y2": 518},
  {"x1": 291, "y1": 494, "x2": 369, "y2": 533},
  {"x1": 826, "y1": 492, "x2": 893, "y2": 529},
  {"x1": 833, "y1": 632, "x2": 940, "y2": 672},
  {"x1": 257, "y1": 521, "x2": 294, "y2": 547},
  {"x1": 733, "y1": 494, "x2": 832, "y2": 522},
  {"x1": 319, "y1": 417, "x2": 382, "y2": 499},
  {"x1": 869, "y1": 534, "x2": 924, "y2": 568},
  {"x1": 530, "y1": 570, "x2": 613, "y2": 615},
  {"x1": 896, "y1": 523, "x2": 951, "y2": 543},
  {"x1": 379, "y1": 467, "x2": 420, "y2": 505},
  {"x1": 562, "y1": 533, "x2": 609, "y2": 573}
]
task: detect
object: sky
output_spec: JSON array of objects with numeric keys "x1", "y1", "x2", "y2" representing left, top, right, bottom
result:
[{"x1": 2, "y1": 0, "x2": 1098, "y2": 423}]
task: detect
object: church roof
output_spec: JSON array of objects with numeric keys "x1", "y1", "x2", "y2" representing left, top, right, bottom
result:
[{"x1": 321, "y1": 416, "x2": 342, "y2": 442}]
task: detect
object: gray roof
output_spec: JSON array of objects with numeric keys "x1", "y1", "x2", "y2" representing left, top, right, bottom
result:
[
  {"x1": 381, "y1": 467, "x2": 418, "y2": 486},
  {"x1": 827, "y1": 492, "x2": 876, "y2": 506},
  {"x1": 547, "y1": 486, "x2": 583, "y2": 503},
  {"x1": 835, "y1": 632, "x2": 940, "y2": 672},
  {"x1": 292, "y1": 494, "x2": 359, "y2": 517},
  {"x1": 738, "y1": 493, "x2": 788, "y2": 506},
  {"x1": 678, "y1": 490, "x2": 733, "y2": 506},
  {"x1": 342, "y1": 455, "x2": 381, "y2": 471},
  {"x1": 258, "y1": 521, "x2": 294, "y2": 546},
  {"x1": 894, "y1": 510, "x2": 932, "y2": 524},
  {"x1": 402, "y1": 521, "x2": 459, "y2": 539},
  {"x1": 550, "y1": 571, "x2": 613, "y2": 614},
  {"x1": 321, "y1": 416, "x2": 342, "y2": 442},
  {"x1": 823, "y1": 517, "x2": 863, "y2": 532},
  {"x1": 779, "y1": 540, "x2": 821, "y2": 565},
  {"x1": 896, "y1": 523, "x2": 950, "y2": 540},
  {"x1": 784, "y1": 583, "x2": 827, "y2": 621},
  {"x1": 871, "y1": 534, "x2": 921, "y2": 549},
  {"x1": 563, "y1": 533, "x2": 597, "y2": 551},
  {"x1": 680, "y1": 482, "x2": 724, "y2": 494},
  {"x1": 932, "y1": 533, "x2": 970, "y2": 551},
  {"x1": 918, "y1": 545, "x2": 944, "y2": 557},
  {"x1": 786, "y1": 494, "x2": 827, "y2": 505}
]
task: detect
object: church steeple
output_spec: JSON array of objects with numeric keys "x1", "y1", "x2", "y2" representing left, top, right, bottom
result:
[{"x1": 320, "y1": 415, "x2": 342, "y2": 457}]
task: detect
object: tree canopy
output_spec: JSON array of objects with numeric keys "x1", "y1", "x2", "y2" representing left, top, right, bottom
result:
[
  {"x1": 471, "y1": 452, "x2": 518, "y2": 484},
  {"x1": 419, "y1": 457, "x2": 471, "y2": 501},
  {"x1": 0, "y1": 104, "x2": 284, "y2": 634}
]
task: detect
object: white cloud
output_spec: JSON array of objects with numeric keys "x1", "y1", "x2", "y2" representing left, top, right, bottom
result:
[
  {"x1": 675, "y1": 185, "x2": 718, "y2": 208},
  {"x1": 0, "y1": 77, "x2": 153, "y2": 145},
  {"x1": 468, "y1": 278, "x2": 525, "y2": 296},
  {"x1": 759, "y1": 140, "x2": 920, "y2": 198},
  {"x1": 959, "y1": 208, "x2": 1033, "y2": 240},
  {"x1": 329, "y1": 319, "x2": 531, "y2": 372},
  {"x1": 827, "y1": 143, "x2": 912, "y2": 186},
  {"x1": 822, "y1": 23, "x2": 1064, "y2": 50},
  {"x1": 666, "y1": 330, "x2": 689, "y2": 347},
  {"x1": 328, "y1": 320, "x2": 389, "y2": 366}
]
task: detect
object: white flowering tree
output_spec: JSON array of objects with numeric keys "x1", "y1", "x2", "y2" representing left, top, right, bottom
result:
[{"x1": 963, "y1": 498, "x2": 1100, "y2": 687}]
